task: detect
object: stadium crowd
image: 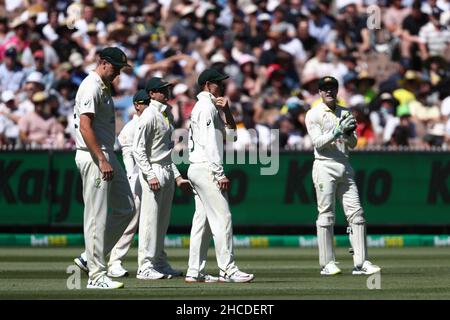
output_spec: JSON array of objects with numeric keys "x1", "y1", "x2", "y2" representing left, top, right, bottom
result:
[{"x1": 0, "y1": 0, "x2": 449, "y2": 151}]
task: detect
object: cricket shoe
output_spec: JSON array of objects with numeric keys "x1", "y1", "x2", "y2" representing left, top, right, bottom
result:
[
  {"x1": 219, "y1": 270, "x2": 254, "y2": 283},
  {"x1": 156, "y1": 265, "x2": 184, "y2": 277},
  {"x1": 352, "y1": 261, "x2": 381, "y2": 275},
  {"x1": 320, "y1": 261, "x2": 342, "y2": 275},
  {"x1": 136, "y1": 267, "x2": 171, "y2": 280},
  {"x1": 185, "y1": 273, "x2": 219, "y2": 283},
  {"x1": 74, "y1": 254, "x2": 88, "y2": 274},
  {"x1": 107, "y1": 263, "x2": 129, "y2": 278},
  {"x1": 87, "y1": 275, "x2": 124, "y2": 289}
]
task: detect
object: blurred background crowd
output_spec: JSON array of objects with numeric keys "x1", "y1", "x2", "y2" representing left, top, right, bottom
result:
[{"x1": 0, "y1": 0, "x2": 449, "y2": 151}]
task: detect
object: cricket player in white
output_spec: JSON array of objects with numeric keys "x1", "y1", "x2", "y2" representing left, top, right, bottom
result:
[
  {"x1": 185, "y1": 68, "x2": 254, "y2": 283},
  {"x1": 73, "y1": 47, "x2": 135, "y2": 289},
  {"x1": 107, "y1": 90, "x2": 150, "y2": 278},
  {"x1": 305, "y1": 76, "x2": 381, "y2": 276},
  {"x1": 133, "y1": 77, "x2": 192, "y2": 280}
]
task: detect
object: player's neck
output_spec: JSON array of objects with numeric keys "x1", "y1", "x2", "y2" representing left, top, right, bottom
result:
[
  {"x1": 325, "y1": 101, "x2": 337, "y2": 111},
  {"x1": 94, "y1": 67, "x2": 111, "y2": 86}
]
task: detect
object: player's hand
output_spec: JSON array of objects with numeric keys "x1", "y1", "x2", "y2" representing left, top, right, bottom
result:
[
  {"x1": 342, "y1": 115, "x2": 357, "y2": 133},
  {"x1": 215, "y1": 97, "x2": 229, "y2": 109},
  {"x1": 99, "y1": 158, "x2": 114, "y2": 181},
  {"x1": 218, "y1": 176, "x2": 230, "y2": 191},
  {"x1": 148, "y1": 177, "x2": 161, "y2": 191},
  {"x1": 176, "y1": 177, "x2": 193, "y2": 194}
]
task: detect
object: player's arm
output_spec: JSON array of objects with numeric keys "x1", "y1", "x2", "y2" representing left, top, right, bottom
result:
[
  {"x1": 216, "y1": 97, "x2": 238, "y2": 143},
  {"x1": 77, "y1": 85, "x2": 113, "y2": 181},
  {"x1": 343, "y1": 130, "x2": 357, "y2": 149},
  {"x1": 118, "y1": 130, "x2": 137, "y2": 190},
  {"x1": 201, "y1": 106, "x2": 229, "y2": 190},
  {"x1": 216, "y1": 97, "x2": 236, "y2": 130},
  {"x1": 79, "y1": 113, "x2": 114, "y2": 181},
  {"x1": 132, "y1": 115, "x2": 159, "y2": 191},
  {"x1": 305, "y1": 110, "x2": 337, "y2": 151}
]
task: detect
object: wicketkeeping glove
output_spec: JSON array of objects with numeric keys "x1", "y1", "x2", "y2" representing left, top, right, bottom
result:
[
  {"x1": 333, "y1": 113, "x2": 356, "y2": 138},
  {"x1": 342, "y1": 116, "x2": 357, "y2": 134}
]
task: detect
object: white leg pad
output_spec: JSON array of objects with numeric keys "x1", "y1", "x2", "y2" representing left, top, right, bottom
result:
[
  {"x1": 349, "y1": 223, "x2": 367, "y2": 268},
  {"x1": 316, "y1": 219, "x2": 335, "y2": 268}
]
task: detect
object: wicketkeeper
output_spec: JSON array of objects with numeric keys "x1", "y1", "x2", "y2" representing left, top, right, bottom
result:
[{"x1": 305, "y1": 76, "x2": 381, "y2": 275}]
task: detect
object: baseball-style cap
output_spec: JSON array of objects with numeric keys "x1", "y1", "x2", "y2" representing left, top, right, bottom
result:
[
  {"x1": 99, "y1": 47, "x2": 131, "y2": 68},
  {"x1": 318, "y1": 76, "x2": 339, "y2": 90},
  {"x1": 26, "y1": 71, "x2": 44, "y2": 85},
  {"x1": 33, "y1": 50, "x2": 45, "y2": 59},
  {"x1": 133, "y1": 90, "x2": 150, "y2": 104},
  {"x1": 5, "y1": 47, "x2": 17, "y2": 58},
  {"x1": 1, "y1": 90, "x2": 15, "y2": 103},
  {"x1": 197, "y1": 68, "x2": 229, "y2": 87},
  {"x1": 145, "y1": 77, "x2": 171, "y2": 92}
]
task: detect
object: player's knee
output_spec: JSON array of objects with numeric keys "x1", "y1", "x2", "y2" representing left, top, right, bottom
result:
[
  {"x1": 347, "y1": 209, "x2": 365, "y2": 225},
  {"x1": 316, "y1": 214, "x2": 335, "y2": 227}
]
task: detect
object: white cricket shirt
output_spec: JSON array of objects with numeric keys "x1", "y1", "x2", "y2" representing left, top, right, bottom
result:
[
  {"x1": 133, "y1": 99, "x2": 180, "y2": 181},
  {"x1": 305, "y1": 102, "x2": 357, "y2": 160},
  {"x1": 74, "y1": 71, "x2": 116, "y2": 151},
  {"x1": 188, "y1": 91, "x2": 227, "y2": 181}
]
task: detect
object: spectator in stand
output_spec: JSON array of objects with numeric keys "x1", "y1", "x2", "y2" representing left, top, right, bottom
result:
[
  {"x1": 0, "y1": 90, "x2": 23, "y2": 147},
  {"x1": 0, "y1": 17, "x2": 29, "y2": 60},
  {"x1": 419, "y1": 11, "x2": 450, "y2": 60},
  {"x1": 356, "y1": 71, "x2": 377, "y2": 103},
  {"x1": 21, "y1": 32, "x2": 59, "y2": 71},
  {"x1": 52, "y1": 23, "x2": 84, "y2": 63},
  {"x1": 18, "y1": 91, "x2": 64, "y2": 149},
  {"x1": 401, "y1": 0, "x2": 429, "y2": 67},
  {"x1": 307, "y1": 2, "x2": 333, "y2": 44},
  {"x1": 0, "y1": 47, "x2": 26, "y2": 92},
  {"x1": 352, "y1": 104, "x2": 376, "y2": 148},
  {"x1": 390, "y1": 104, "x2": 418, "y2": 147},
  {"x1": 236, "y1": 54, "x2": 262, "y2": 98},
  {"x1": 68, "y1": 52, "x2": 87, "y2": 87},
  {"x1": 17, "y1": 71, "x2": 45, "y2": 115},
  {"x1": 370, "y1": 92, "x2": 401, "y2": 145}
]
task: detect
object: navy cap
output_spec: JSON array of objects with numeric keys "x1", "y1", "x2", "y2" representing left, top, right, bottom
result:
[
  {"x1": 99, "y1": 47, "x2": 130, "y2": 68},
  {"x1": 133, "y1": 89, "x2": 150, "y2": 104},
  {"x1": 145, "y1": 77, "x2": 171, "y2": 92},
  {"x1": 5, "y1": 47, "x2": 17, "y2": 58},
  {"x1": 318, "y1": 76, "x2": 339, "y2": 90},
  {"x1": 197, "y1": 68, "x2": 229, "y2": 87}
]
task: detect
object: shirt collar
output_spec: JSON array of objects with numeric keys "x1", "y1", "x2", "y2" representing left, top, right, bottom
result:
[
  {"x1": 150, "y1": 99, "x2": 169, "y2": 113},
  {"x1": 90, "y1": 71, "x2": 109, "y2": 91},
  {"x1": 197, "y1": 91, "x2": 217, "y2": 104}
]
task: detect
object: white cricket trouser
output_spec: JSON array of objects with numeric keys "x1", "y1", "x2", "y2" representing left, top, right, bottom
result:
[
  {"x1": 312, "y1": 158, "x2": 366, "y2": 267},
  {"x1": 75, "y1": 150, "x2": 135, "y2": 281},
  {"x1": 109, "y1": 177, "x2": 142, "y2": 266},
  {"x1": 186, "y1": 163, "x2": 238, "y2": 278},
  {"x1": 138, "y1": 162, "x2": 175, "y2": 270}
]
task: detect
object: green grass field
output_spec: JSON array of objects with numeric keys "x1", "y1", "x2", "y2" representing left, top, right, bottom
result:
[{"x1": 1, "y1": 246, "x2": 450, "y2": 299}]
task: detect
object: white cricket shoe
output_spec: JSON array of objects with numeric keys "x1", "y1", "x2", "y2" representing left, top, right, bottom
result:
[
  {"x1": 156, "y1": 265, "x2": 184, "y2": 277},
  {"x1": 352, "y1": 261, "x2": 381, "y2": 275},
  {"x1": 87, "y1": 275, "x2": 124, "y2": 289},
  {"x1": 107, "y1": 263, "x2": 129, "y2": 278},
  {"x1": 185, "y1": 273, "x2": 219, "y2": 283},
  {"x1": 320, "y1": 261, "x2": 342, "y2": 275},
  {"x1": 136, "y1": 267, "x2": 170, "y2": 280},
  {"x1": 74, "y1": 254, "x2": 88, "y2": 274},
  {"x1": 219, "y1": 270, "x2": 254, "y2": 283}
]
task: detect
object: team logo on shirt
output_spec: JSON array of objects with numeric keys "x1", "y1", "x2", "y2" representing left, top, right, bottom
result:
[
  {"x1": 318, "y1": 183, "x2": 324, "y2": 192},
  {"x1": 94, "y1": 178, "x2": 101, "y2": 189},
  {"x1": 207, "y1": 119, "x2": 211, "y2": 126}
]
